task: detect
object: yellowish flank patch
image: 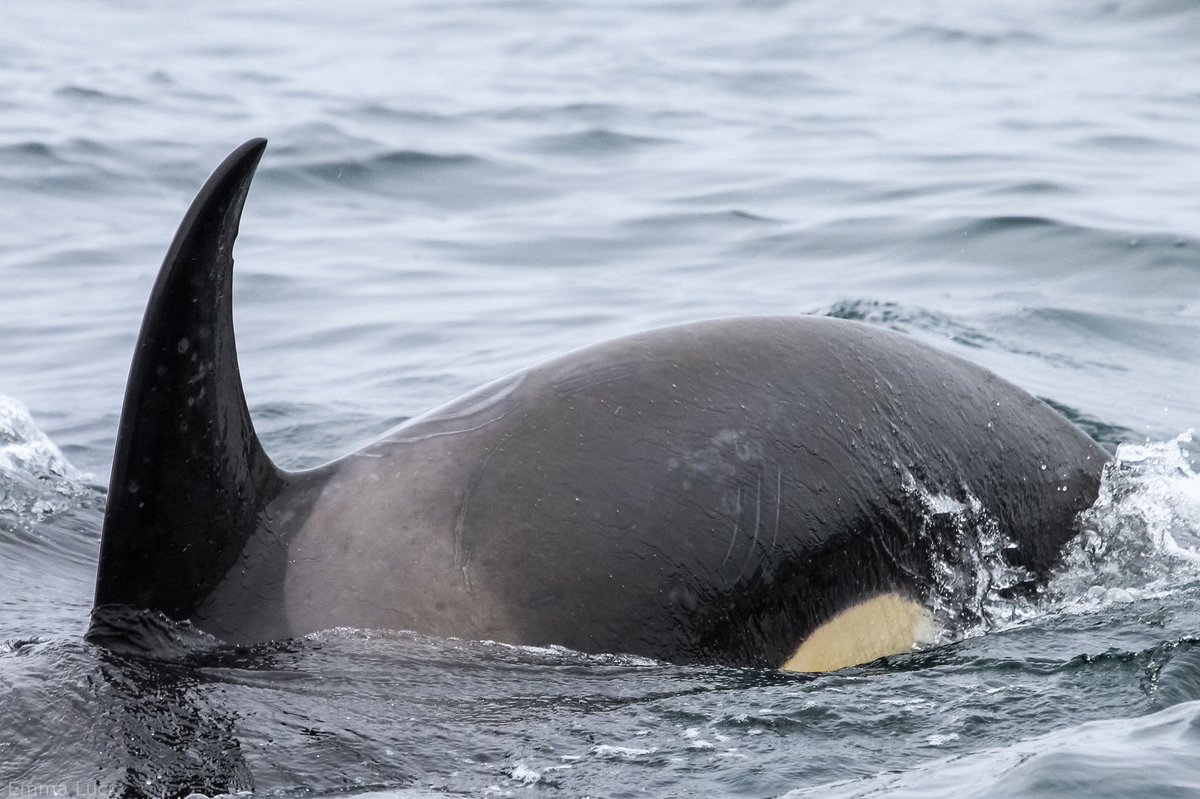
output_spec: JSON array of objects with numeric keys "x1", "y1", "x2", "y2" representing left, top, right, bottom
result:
[{"x1": 782, "y1": 593, "x2": 937, "y2": 673}]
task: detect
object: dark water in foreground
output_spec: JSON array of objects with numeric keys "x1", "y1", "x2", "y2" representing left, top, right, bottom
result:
[{"x1": 2, "y1": 1, "x2": 1200, "y2": 796}]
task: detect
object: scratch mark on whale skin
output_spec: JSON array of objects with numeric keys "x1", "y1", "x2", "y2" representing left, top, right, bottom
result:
[
  {"x1": 452, "y1": 436, "x2": 510, "y2": 591},
  {"x1": 736, "y1": 473, "x2": 764, "y2": 580},
  {"x1": 720, "y1": 486, "x2": 744, "y2": 571}
]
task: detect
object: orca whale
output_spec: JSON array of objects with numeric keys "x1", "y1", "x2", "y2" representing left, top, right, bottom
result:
[{"x1": 89, "y1": 139, "x2": 1106, "y2": 670}]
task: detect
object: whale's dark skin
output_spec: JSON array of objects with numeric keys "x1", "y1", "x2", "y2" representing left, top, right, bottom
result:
[{"x1": 90, "y1": 139, "x2": 1106, "y2": 668}]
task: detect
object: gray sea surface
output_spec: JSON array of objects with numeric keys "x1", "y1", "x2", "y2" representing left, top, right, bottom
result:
[{"x1": 2, "y1": 1, "x2": 1199, "y2": 796}]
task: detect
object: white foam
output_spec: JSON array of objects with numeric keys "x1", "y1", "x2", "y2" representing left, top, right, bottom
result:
[
  {"x1": 1052, "y1": 432, "x2": 1200, "y2": 606},
  {"x1": 0, "y1": 395, "x2": 80, "y2": 480}
]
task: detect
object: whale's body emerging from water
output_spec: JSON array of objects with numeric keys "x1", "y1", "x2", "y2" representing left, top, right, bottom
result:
[{"x1": 89, "y1": 139, "x2": 1105, "y2": 670}]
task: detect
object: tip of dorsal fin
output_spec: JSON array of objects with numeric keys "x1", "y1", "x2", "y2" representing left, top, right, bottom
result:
[{"x1": 93, "y1": 138, "x2": 282, "y2": 620}]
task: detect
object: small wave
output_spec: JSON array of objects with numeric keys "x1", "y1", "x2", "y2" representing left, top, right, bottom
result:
[
  {"x1": 488, "y1": 101, "x2": 623, "y2": 124},
  {"x1": 0, "y1": 394, "x2": 81, "y2": 485},
  {"x1": 295, "y1": 150, "x2": 481, "y2": 184},
  {"x1": 372, "y1": 150, "x2": 481, "y2": 170},
  {"x1": 1076, "y1": 133, "x2": 1196, "y2": 154},
  {"x1": 0, "y1": 137, "x2": 143, "y2": 196},
  {"x1": 822, "y1": 298, "x2": 1174, "y2": 385},
  {"x1": 302, "y1": 626, "x2": 662, "y2": 671},
  {"x1": 342, "y1": 102, "x2": 454, "y2": 130},
  {"x1": 1150, "y1": 639, "x2": 1200, "y2": 708},
  {"x1": 0, "y1": 636, "x2": 50, "y2": 656},
  {"x1": 524, "y1": 127, "x2": 672, "y2": 156},
  {"x1": 887, "y1": 23, "x2": 1047, "y2": 48},
  {"x1": 782, "y1": 698, "x2": 1200, "y2": 799},
  {"x1": 1091, "y1": 0, "x2": 1200, "y2": 30},
  {"x1": 0, "y1": 395, "x2": 101, "y2": 558},
  {"x1": 86, "y1": 606, "x2": 226, "y2": 661},
  {"x1": 929, "y1": 215, "x2": 1199, "y2": 270},
  {"x1": 1039, "y1": 398, "x2": 1133, "y2": 450},
  {"x1": 952, "y1": 214, "x2": 1064, "y2": 236},
  {"x1": 285, "y1": 149, "x2": 534, "y2": 211},
  {"x1": 53, "y1": 85, "x2": 142, "y2": 106},
  {"x1": 822, "y1": 299, "x2": 997, "y2": 351},
  {"x1": 729, "y1": 213, "x2": 1197, "y2": 288},
  {"x1": 621, "y1": 208, "x2": 779, "y2": 236},
  {"x1": 979, "y1": 179, "x2": 1073, "y2": 197},
  {"x1": 703, "y1": 64, "x2": 835, "y2": 98},
  {"x1": 0, "y1": 141, "x2": 60, "y2": 164}
]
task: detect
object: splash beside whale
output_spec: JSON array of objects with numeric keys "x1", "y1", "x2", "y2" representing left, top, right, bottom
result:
[{"x1": 89, "y1": 139, "x2": 1106, "y2": 670}]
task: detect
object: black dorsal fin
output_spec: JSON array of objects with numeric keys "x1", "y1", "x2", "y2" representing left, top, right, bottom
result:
[{"x1": 93, "y1": 139, "x2": 282, "y2": 619}]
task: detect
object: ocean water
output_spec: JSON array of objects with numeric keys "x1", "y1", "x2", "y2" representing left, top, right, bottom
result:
[{"x1": 2, "y1": 1, "x2": 1199, "y2": 796}]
